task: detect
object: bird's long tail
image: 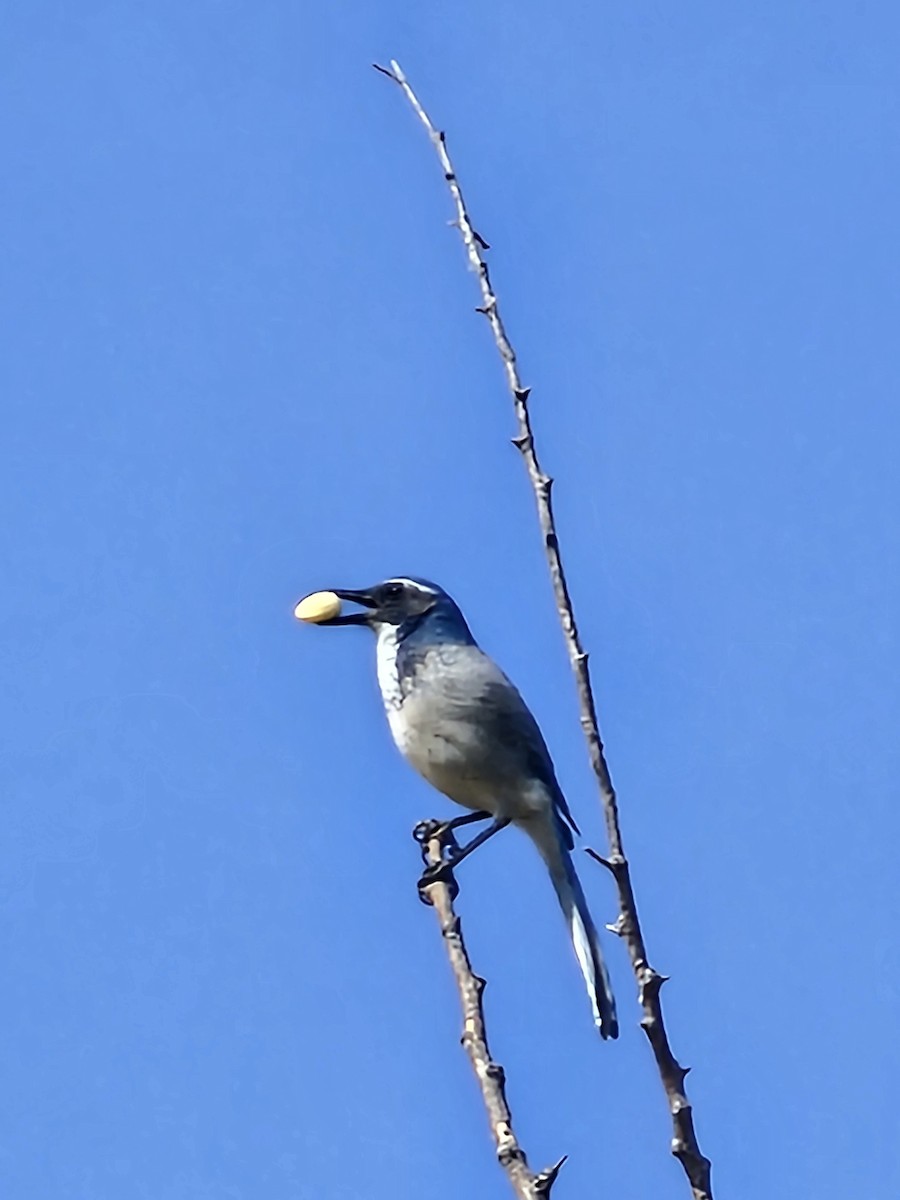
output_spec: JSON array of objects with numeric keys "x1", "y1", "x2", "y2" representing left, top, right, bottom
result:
[{"x1": 526, "y1": 814, "x2": 619, "y2": 1039}]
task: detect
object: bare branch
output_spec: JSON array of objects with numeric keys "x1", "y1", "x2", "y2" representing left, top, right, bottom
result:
[
  {"x1": 415, "y1": 822, "x2": 565, "y2": 1200},
  {"x1": 379, "y1": 61, "x2": 714, "y2": 1200}
]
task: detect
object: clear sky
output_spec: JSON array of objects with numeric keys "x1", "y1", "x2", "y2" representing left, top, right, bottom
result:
[{"x1": 2, "y1": 4, "x2": 898, "y2": 1198}]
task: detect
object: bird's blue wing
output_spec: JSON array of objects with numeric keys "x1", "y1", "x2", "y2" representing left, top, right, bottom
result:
[{"x1": 470, "y1": 670, "x2": 581, "y2": 845}]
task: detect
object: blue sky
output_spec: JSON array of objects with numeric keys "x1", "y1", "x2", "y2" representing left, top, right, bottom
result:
[{"x1": 2, "y1": 4, "x2": 898, "y2": 1198}]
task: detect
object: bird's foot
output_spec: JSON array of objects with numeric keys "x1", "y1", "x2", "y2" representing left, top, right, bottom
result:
[
  {"x1": 414, "y1": 817, "x2": 471, "y2": 904},
  {"x1": 413, "y1": 819, "x2": 460, "y2": 864}
]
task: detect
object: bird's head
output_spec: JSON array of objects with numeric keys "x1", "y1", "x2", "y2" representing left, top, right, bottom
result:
[{"x1": 295, "y1": 577, "x2": 475, "y2": 645}]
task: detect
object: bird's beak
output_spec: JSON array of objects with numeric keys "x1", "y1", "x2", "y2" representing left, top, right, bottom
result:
[
  {"x1": 303, "y1": 587, "x2": 378, "y2": 627},
  {"x1": 325, "y1": 588, "x2": 378, "y2": 626}
]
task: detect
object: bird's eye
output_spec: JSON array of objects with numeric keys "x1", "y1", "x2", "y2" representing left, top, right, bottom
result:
[{"x1": 382, "y1": 582, "x2": 403, "y2": 600}]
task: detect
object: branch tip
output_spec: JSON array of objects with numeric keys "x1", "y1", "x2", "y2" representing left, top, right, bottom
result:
[{"x1": 385, "y1": 62, "x2": 714, "y2": 1200}]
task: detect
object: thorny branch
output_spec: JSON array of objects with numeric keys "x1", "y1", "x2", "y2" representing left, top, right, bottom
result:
[
  {"x1": 415, "y1": 822, "x2": 566, "y2": 1200},
  {"x1": 378, "y1": 60, "x2": 714, "y2": 1200}
]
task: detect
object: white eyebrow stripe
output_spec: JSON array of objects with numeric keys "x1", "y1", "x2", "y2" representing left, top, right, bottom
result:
[{"x1": 386, "y1": 577, "x2": 436, "y2": 596}]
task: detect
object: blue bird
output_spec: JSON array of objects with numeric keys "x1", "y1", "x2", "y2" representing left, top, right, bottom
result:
[{"x1": 310, "y1": 576, "x2": 618, "y2": 1039}]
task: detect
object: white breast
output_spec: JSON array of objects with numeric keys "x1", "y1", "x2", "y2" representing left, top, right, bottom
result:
[
  {"x1": 375, "y1": 625, "x2": 402, "y2": 707},
  {"x1": 375, "y1": 625, "x2": 409, "y2": 749}
]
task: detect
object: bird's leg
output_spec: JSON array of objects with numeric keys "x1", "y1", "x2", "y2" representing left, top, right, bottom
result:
[
  {"x1": 446, "y1": 816, "x2": 511, "y2": 867},
  {"x1": 444, "y1": 809, "x2": 494, "y2": 832},
  {"x1": 413, "y1": 810, "x2": 493, "y2": 848},
  {"x1": 417, "y1": 816, "x2": 511, "y2": 892}
]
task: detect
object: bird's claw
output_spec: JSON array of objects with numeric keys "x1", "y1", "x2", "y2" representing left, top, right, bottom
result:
[
  {"x1": 417, "y1": 860, "x2": 459, "y2": 904},
  {"x1": 414, "y1": 818, "x2": 462, "y2": 901},
  {"x1": 413, "y1": 818, "x2": 459, "y2": 865},
  {"x1": 413, "y1": 818, "x2": 444, "y2": 846}
]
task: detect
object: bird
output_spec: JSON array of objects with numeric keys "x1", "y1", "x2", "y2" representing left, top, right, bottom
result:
[{"x1": 302, "y1": 575, "x2": 618, "y2": 1039}]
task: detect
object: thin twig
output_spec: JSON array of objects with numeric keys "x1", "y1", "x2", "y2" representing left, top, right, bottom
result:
[
  {"x1": 379, "y1": 61, "x2": 714, "y2": 1200},
  {"x1": 415, "y1": 823, "x2": 565, "y2": 1200}
]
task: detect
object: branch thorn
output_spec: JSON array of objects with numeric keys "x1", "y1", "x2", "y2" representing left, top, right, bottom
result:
[
  {"x1": 584, "y1": 847, "x2": 615, "y2": 873},
  {"x1": 534, "y1": 1155, "x2": 568, "y2": 1195}
]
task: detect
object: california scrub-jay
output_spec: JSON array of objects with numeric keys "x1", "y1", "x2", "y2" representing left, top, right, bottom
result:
[{"x1": 304, "y1": 575, "x2": 618, "y2": 1039}]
